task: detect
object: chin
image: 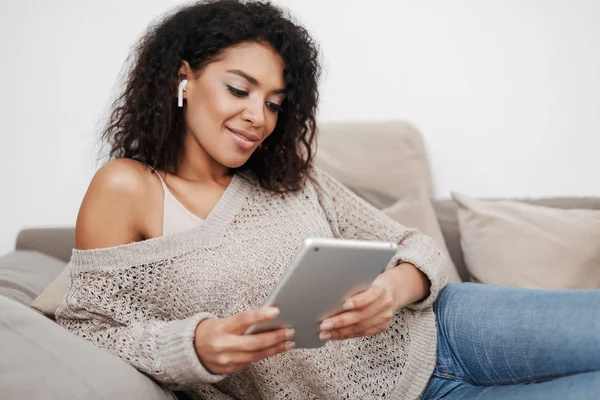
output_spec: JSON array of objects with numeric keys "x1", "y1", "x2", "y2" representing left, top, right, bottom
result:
[{"x1": 216, "y1": 152, "x2": 254, "y2": 169}]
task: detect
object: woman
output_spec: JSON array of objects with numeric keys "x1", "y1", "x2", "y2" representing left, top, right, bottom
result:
[{"x1": 56, "y1": 1, "x2": 600, "y2": 399}]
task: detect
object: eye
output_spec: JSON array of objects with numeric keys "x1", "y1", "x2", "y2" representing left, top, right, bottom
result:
[
  {"x1": 227, "y1": 85, "x2": 248, "y2": 97},
  {"x1": 266, "y1": 102, "x2": 283, "y2": 113}
]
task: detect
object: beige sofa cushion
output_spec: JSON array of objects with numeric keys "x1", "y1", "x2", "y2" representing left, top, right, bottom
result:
[
  {"x1": 315, "y1": 121, "x2": 434, "y2": 199},
  {"x1": 453, "y1": 192, "x2": 600, "y2": 289},
  {"x1": 383, "y1": 193, "x2": 461, "y2": 283},
  {"x1": 0, "y1": 251, "x2": 66, "y2": 306}
]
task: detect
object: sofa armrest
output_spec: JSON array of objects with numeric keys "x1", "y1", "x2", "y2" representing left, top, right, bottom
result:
[
  {"x1": 15, "y1": 228, "x2": 75, "y2": 263},
  {"x1": 0, "y1": 294, "x2": 176, "y2": 400}
]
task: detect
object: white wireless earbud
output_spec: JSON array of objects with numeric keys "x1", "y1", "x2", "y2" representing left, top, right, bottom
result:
[{"x1": 177, "y1": 79, "x2": 188, "y2": 108}]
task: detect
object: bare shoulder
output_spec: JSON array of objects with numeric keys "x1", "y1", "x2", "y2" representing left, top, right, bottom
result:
[
  {"x1": 75, "y1": 159, "x2": 158, "y2": 250},
  {"x1": 91, "y1": 158, "x2": 153, "y2": 193}
]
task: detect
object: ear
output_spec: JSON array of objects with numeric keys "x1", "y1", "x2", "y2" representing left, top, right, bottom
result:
[
  {"x1": 177, "y1": 60, "x2": 192, "y2": 102},
  {"x1": 178, "y1": 60, "x2": 192, "y2": 79}
]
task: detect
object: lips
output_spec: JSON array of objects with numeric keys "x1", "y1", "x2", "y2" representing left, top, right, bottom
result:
[
  {"x1": 227, "y1": 127, "x2": 260, "y2": 142},
  {"x1": 227, "y1": 127, "x2": 260, "y2": 150}
]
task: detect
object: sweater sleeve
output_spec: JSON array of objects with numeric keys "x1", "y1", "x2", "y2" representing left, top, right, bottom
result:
[
  {"x1": 310, "y1": 167, "x2": 447, "y2": 310},
  {"x1": 55, "y1": 263, "x2": 226, "y2": 390}
]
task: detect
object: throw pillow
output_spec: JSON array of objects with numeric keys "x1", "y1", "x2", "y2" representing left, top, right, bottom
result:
[
  {"x1": 383, "y1": 194, "x2": 462, "y2": 283},
  {"x1": 315, "y1": 121, "x2": 435, "y2": 200},
  {"x1": 30, "y1": 263, "x2": 70, "y2": 317},
  {"x1": 453, "y1": 192, "x2": 600, "y2": 289}
]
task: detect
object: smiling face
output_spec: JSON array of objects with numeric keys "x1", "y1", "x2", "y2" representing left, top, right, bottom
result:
[{"x1": 179, "y1": 41, "x2": 286, "y2": 171}]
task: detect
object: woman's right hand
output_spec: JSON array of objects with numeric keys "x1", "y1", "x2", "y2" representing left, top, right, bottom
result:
[{"x1": 194, "y1": 307, "x2": 295, "y2": 375}]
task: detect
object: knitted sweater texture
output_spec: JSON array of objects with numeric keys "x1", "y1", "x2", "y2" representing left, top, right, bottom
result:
[{"x1": 56, "y1": 168, "x2": 446, "y2": 400}]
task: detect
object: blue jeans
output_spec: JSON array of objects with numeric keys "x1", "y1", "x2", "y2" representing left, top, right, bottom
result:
[{"x1": 421, "y1": 283, "x2": 600, "y2": 399}]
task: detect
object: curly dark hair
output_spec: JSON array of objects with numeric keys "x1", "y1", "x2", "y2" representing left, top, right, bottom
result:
[{"x1": 102, "y1": 0, "x2": 321, "y2": 193}]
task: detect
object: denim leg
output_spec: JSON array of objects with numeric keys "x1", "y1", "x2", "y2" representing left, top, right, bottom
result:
[
  {"x1": 423, "y1": 371, "x2": 600, "y2": 399},
  {"x1": 421, "y1": 283, "x2": 600, "y2": 398}
]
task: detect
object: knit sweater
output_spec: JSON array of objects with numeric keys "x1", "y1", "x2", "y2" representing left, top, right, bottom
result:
[{"x1": 55, "y1": 167, "x2": 446, "y2": 400}]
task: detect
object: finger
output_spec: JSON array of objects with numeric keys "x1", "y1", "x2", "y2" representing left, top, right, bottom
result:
[
  {"x1": 342, "y1": 322, "x2": 391, "y2": 340},
  {"x1": 320, "y1": 294, "x2": 392, "y2": 331},
  {"x1": 325, "y1": 320, "x2": 391, "y2": 341},
  {"x1": 249, "y1": 339, "x2": 296, "y2": 362},
  {"x1": 322, "y1": 305, "x2": 393, "y2": 340},
  {"x1": 224, "y1": 307, "x2": 280, "y2": 334},
  {"x1": 343, "y1": 285, "x2": 386, "y2": 311},
  {"x1": 228, "y1": 339, "x2": 296, "y2": 366},
  {"x1": 232, "y1": 328, "x2": 295, "y2": 352},
  {"x1": 199, "y1": 327, "x2": 290, "y2": 375},
  {"x1": 206, "y1": 352, "x2": 241, "y2": 375}
]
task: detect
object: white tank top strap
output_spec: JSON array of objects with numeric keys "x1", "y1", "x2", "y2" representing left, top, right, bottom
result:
[
  {"x1": 154, "y1": 169, "x2": 170, "y2": 192},
  {"x1": 153, "y1": 170, "x2": 203, "y2": 236}
]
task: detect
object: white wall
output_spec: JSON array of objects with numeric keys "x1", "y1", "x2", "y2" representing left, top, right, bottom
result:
[{"x1": 1, "y1": 0, "x2": 599, "y2": 255}]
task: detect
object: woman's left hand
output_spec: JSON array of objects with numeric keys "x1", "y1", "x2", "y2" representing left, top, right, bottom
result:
[{"x1": 318, "y1": 275, "x2": 398, "y2": 341}]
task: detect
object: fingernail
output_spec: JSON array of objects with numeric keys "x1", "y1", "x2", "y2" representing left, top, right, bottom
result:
[
  {"x1": 286, "y1": 329, "x2": 295, "y2": 339},
  {"x1": 285, "y1": 341, "x2": 296, "y2": 350},
  {"x1": 319, "y1": 321, "x2": 333, "y2": 330},
  {"x1": 319, "y1": 321, "x2": 333, "y2": 331},
  {"x1": 265, "y1": 307, "x2": 279, "y2": 318},
  {"x1": 319, "y1": 332, "x2": 331, "y2": 341},
  {"x1": 343, "y1": 301, "x2": 354, "y2": 310}
]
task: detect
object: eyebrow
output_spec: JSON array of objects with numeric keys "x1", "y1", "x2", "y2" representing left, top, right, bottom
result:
[{"x1": 226, "y1": 69, "x2": 286, "y2": 95}]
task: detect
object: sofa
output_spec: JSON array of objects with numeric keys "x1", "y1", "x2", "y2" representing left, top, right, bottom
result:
[{"x1": 2, "y1": 121, "x2": 599, "y2": 399}]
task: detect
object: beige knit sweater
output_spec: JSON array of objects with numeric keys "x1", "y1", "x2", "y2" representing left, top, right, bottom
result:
[{"x1": 56, "y1": 168, "x2": 446, "y2": 400}]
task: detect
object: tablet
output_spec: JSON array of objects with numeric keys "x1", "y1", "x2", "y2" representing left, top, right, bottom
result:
[{"x1": 245, "y1": 237, "x2": 398, "y2": 348}]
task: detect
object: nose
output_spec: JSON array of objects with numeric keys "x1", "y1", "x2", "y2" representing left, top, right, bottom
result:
[{"x1": 241, "y1": 98, "x2": 265, "y2": 127}]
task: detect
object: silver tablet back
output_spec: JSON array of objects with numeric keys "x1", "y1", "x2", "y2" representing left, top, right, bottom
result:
[{"x1": 247, "y1": 237, "x2": 398, "y2": 348}]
